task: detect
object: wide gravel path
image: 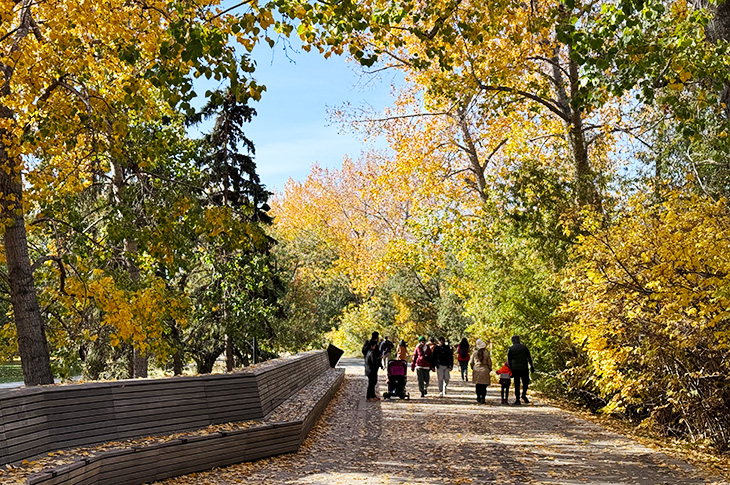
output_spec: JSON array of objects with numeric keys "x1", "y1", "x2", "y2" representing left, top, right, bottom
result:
[{"x1": 158, "y1": 358, "x2": 727, "y2": 485}]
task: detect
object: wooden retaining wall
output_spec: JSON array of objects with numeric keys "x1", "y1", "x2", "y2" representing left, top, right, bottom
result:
[
  {"x1": 0, "y1": 350, "x2": 330, "y2": 467},
  {"x1": 26, "y1": 370, "x2": 345, "y2": 485}
]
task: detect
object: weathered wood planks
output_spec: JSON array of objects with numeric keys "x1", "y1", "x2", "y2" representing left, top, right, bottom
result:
[
  {"x1": 25, "y1": 368, "x2": 344, "y2": 485},
  {"x1": 0, "y1": 351, "x2": 330, "y2": 467}
]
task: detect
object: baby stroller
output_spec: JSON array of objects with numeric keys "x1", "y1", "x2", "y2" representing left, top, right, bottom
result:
[{"x1": 383, "y1": 359, "x2": 410, "y2": 400}]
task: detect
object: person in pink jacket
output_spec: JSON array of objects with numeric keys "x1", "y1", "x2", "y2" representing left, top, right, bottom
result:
[{"x1": 411, "y1": 336, "x2": 433, "y2": 397}]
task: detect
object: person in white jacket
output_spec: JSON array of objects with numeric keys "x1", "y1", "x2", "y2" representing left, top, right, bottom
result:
[{"x1": 470, "y1": 339, "x2": 492, "y2": 404}]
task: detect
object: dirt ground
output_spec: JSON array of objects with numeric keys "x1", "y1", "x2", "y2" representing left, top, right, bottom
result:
[{"x1": 156, "y1": 358, "x2": 728, "y2": 485}]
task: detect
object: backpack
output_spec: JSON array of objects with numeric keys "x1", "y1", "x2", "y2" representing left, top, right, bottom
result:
[{"x1": 458, "y1": 344, "x2": 469, "y2": 359}]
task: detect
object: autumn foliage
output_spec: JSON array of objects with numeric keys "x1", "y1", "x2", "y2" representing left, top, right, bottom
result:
[
  {"x1": 269, "y1": 0, "x2": 730, "y2": 452},
  {"x1": 0, "y1": 0, "x2": 728, "y2": 454}
]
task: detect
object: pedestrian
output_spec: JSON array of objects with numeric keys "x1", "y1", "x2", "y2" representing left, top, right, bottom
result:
[
  {"x1": 495, "y1": 361, "x2": 512, "y2": 405},
  {"x1": 364, "y1": 339, "x2": 382, "y2": 402},
  {"x1": 508, "y1": 335, "x2": 534, "y2": 405},
  {"x1": 362, "y1": 331, "x2": 380, "y2": 358},
  {"x1": 379, "y1": 336, "x2": 394, "y2": 370},
  {"x1": 433, "y1": 337, "x2": 454, "y2": 396},
  {"x1": 411, "y1": 336, "x2": 433, "y2": 397},
  {"x1": 456, "y1": 338, "x2": 470, "y2": 381},
  {"x1": 470, "y1": 339, "x2": 492, "y2": 404},
  {"x1": 397, "y1": 339, "x2": 409, "y2": 361}
]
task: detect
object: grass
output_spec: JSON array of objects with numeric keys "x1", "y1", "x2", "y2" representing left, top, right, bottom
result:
[{"x1": 0, "y1": 363, "x2": 24, "y2": 383}]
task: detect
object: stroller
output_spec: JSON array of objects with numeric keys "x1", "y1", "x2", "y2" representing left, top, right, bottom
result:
[{"x1": 382, "y1": 359, "x2": 410, "y2": 400}]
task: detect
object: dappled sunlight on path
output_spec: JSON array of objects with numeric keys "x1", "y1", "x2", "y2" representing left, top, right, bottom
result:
[{"x1": 156, "y1": 358, "x2": 726, "y2": 485}]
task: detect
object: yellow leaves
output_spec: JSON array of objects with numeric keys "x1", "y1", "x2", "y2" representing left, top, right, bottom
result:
[
  {"x1": 52, "y1": 269, "x2": 190, "y2": 355},
  {"x1": 564, "y1": 189, "x2": 730, "y2": 407}
]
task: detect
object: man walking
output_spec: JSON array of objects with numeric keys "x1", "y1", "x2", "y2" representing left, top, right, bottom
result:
[
  {"x1": 433, "y1": 337, "x2": 454, "y2": 396},
  {"x1": 508, "y1": 335, "x2": 534, "y2": 405}
]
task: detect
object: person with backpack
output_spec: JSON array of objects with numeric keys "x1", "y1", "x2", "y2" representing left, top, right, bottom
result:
[
  {"x1": 470, "y1": 339, "x2": 492, "y2": 404},
  {"x1": 362, "y1": 331, "x2": 380, "y2": 359},
  {"x1": 364, "y1": 339, "x2": 382, "y2": 402},
  {"x1": 411, "y1": 336, "x2": 433, "y2": 397},
  {"x1": 379, "y1": 336, "x2": 394, "y2": 370},
  {"x1": 508, "y1": 335, "x2": 534, "y2": 405},
  {"x1": 456, "y1": 338, "x2": 470, "y2": 381},
  {"x1": 433, "y1": 337, "x2": 454, "y2": 397}
]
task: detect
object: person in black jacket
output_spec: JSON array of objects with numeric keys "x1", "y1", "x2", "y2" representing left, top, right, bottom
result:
[
  {"x1": 507, "y1": 335, "x2": 534, "y2": 405},
  {"x1": 362, "y1": 331, "x2": 380, "y2": 358},
  {"x1": 433, "y1": 337, "x2": 454, "y2": 397},
  {"x1": 364, "y1": 339, "x2": 382, "y2": 401}
]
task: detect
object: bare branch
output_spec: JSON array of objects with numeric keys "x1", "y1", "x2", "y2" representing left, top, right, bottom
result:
[{"x1": 472, "y1": 79, "x2": 571, "y2": 123}]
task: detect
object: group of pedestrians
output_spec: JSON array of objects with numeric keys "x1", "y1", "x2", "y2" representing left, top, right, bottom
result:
[
  {"x1": 363, "y1": 332, "x2": 535, "y2": 405},
  {"x1": 411, "y1": 336, "x2": 454, "y2": 397}
]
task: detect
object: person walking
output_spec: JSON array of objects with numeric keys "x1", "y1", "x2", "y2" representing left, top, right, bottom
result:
[
  {"x1": 456, "y1": 338, "x2": 470, "y2": 381},
  {"x1": 379, "y1": 336, "x2": 394, "y2": 370},
  {"x1": 411, "y1": 336, "x2": 433, "y2": 397},
  {"x1": 433, "y1": 337, "x2": 454, "y2": 397},
  {"x1": 364, "y1": 339, "x2": 382, "y2": 402},
  {"x1": 495, "y1": 361, "x2": 512, "y2": 405},
  {"x1": 397, "y1": 339, "x2": 409, "y2": 361},
  {"x1": 470, "y1": 339, "x2": 492, "y2": 404},
  {"x1": 508, "y1": 335, "x2": 534, "y2": 405}
]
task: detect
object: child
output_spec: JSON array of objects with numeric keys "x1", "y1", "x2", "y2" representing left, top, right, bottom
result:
[{"x1": 496, "y1": 361, "x2": 512, "y2": 405}]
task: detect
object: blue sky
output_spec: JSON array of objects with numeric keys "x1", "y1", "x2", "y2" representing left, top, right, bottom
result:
[{"x1": 242, "y1": 40, "x2": 400, "y2": 194}]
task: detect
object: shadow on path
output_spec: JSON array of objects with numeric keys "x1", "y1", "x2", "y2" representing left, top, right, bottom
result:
[{"x1": 157, "y1": 357, "x2": 727, "y2": 485}]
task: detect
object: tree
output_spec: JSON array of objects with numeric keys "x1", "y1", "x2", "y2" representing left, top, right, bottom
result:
[
  {"x1": 187, "y1": 89, "x2": 277, "y2": 371},
  {"x1": 565, "y1": 190, "x2": 730, "y2": 449},
  {"x1": 0, "y1": 0, "x2": 275, "y2": 385}
]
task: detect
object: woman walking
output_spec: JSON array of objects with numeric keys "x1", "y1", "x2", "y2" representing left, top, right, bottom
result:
[
  {"x1": 397, "y1": 339, "x2": 409, "y2": 361},
  {"x1": 470, "y1": 339, "x2": 492, "y2": 404},
  {"x1": 456, "y1": 338, "x2": 470, "y2": 381}
]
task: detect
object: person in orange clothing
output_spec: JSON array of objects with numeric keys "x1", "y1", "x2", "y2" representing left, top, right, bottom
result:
[
  {"x1": 397, "y1": 339, "x2": 409, "y2": 361},
  {"x1": 496, "y1": 361, "x2": 512, "y2": 405}
]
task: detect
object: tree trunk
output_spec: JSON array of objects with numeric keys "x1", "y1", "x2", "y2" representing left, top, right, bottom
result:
[
  {"x1": 225, "y1": 334, "x2": 234, "y2": 371},
  {"x1": 0, "y1": 144, "x2": 54, "y2": 385},
  {"x1": 695, "y1": 0, "x2": 730, "y2": 115},
  {"x1": 112, "y1": 162, "x2": 148, "y2": 378},
  {"x1": 2, "y1": 209, "x2": 55, "y2": 386},
  {"x1": 551, "y1": 46, "x2": 601, "y2": 209},
  {"x1": 456, "y1": 105, "x2": 490, "y2": 203}
]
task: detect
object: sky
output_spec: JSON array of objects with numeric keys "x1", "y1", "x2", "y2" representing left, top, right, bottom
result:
[{"x1": 240, "y1": 40, "x2": 402, "y2": 194}]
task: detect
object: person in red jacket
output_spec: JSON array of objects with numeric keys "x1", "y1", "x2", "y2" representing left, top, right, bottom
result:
[
  {"x1": 495, "y1": 361, "x2": 512, "y2": 405},
  {"x1": 411, "y1": 336, "x2": 433, "y2": 397}
]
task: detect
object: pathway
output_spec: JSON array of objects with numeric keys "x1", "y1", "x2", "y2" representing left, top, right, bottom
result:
[{"x1": 156, "y1": 358, "x2": 727, "y2": 485}]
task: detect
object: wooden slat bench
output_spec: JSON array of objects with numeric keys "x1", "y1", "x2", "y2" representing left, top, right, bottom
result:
[{"x1": 0, "y1": 350, "x2": 331, "y2": 467}]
